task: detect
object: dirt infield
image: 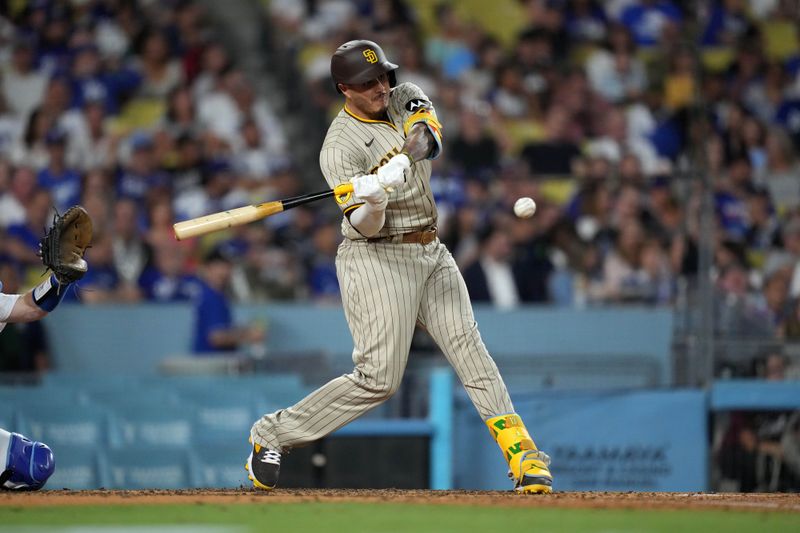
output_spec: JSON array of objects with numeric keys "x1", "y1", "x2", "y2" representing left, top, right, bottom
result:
[{"x1": 1, "y1": 489, "x2": 799, "y2": 512}]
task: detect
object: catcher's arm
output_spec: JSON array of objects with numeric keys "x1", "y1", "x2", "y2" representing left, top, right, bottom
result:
[
  {"x1": 31, "y1": 205, "x2": 94, "y2": 312},
  {"x1": 1, "y1": 292, "x2": 47, "y2": 322}
]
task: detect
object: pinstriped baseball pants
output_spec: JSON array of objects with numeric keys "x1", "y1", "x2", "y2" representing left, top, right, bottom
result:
[{"x1": 251, "y1": 238, "x2": 514, "y2": 451}]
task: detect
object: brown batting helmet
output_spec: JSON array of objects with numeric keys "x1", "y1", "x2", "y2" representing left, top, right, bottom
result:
[{"x1": 331, "y1": 40, "x2": 398, "y2": 93}]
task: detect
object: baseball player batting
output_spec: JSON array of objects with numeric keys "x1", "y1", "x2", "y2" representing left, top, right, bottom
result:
[{"x1": 247, "y1": 40, "x2": 552, "y2": 493}]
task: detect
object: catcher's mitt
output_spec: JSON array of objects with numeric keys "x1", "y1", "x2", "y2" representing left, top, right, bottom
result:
[{"x1": 39, "y1": 205, "x2": 93, "y2": 284}]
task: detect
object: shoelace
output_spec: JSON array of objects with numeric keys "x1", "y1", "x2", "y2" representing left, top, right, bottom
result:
[{"x1": 259, "y1": 450, "x2": 281, "y2": 465}]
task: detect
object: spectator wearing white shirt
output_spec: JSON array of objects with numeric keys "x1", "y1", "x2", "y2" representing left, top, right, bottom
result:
[
  {"x1": 462, "y1": 227, "x2": 523, "y2": 310},
  {"x1": 586, "y1": 23, "x2": 647, "y2": 104},
  {"x1": 1, "y1": 39, "x2": 47, "y2": 120}
]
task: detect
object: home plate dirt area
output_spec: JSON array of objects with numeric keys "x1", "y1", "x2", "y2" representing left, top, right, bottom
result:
[{"x1": 2, "y1": 489, "x2": 799, "y2": 512}]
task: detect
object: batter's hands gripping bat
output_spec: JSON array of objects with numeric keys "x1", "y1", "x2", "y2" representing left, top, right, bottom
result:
[{"x1": 173, "y1": 183, "x2": 354, "y2": 240}]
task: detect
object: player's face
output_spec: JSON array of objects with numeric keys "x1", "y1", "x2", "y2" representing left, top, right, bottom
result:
[{"x1": 342, "y1": 73, "x2": 390, "y2": 119}]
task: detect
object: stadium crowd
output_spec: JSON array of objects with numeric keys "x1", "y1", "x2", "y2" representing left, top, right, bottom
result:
[{"x1": 0, "y1": 0, "x2": 799, "y2": 377}]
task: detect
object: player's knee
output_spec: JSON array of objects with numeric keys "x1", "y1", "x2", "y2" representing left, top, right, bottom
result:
[
  {"x1": 362, "y1": 373, "x2": 402, "y2": 401},
  {"x1": 356, "y1": 365, "x2": 403, "y2": 400},
  {"x1": 1, "y1": 433, "x2": 55, "y2": 491}
]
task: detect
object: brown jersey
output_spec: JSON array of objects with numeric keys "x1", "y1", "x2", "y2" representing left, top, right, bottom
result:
[{"x1": 320, "y1": 82, "x2": 438, "y2": 240}]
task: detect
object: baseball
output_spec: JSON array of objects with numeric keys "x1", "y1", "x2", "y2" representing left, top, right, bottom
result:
[{"x1": 514, "y1": 197, "x2": 537, "y2": 218}]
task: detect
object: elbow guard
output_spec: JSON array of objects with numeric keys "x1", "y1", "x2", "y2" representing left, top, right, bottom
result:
[{"x1": 403, "y1": 108, "x2": 443, "y2": 160}]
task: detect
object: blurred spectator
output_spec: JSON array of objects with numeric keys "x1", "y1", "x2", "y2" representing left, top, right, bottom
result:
[
  {"x1": 70, "y1": 95, "x2": 118, "y2": 172},
  {"x1": 134, "y1": 29, "x2": 184, "y2": 99},
  {"x1": 396, "y1": 39, "x2": 438, "y2": 100},
  {"x1": 116, "y1": 131, "x2": 169, "y2": 207},
  {"x1": 191, "y1": 248, "x2": 265, "y2": 355},
  {"x1": 36, "y1": 128, "x2": 81, "y2": 213},
  {"x1": 173, "y1": 157, "x2": 248, "y2": 221},
  {"x1": 4, "y1": 188, "x2": 52, "y2": 281},
  {"x1": 448, "y1": 107, "x2": 501, "y2": 177},
  {"x1": 758, "y1": 269, "x2": 792, "y2": 333},
  {"x1": 72, "y1": 232, "x2": 125, "y2": 304},
  {"x1": 198, "y1": 69, "x2": 286, "y2": 155},
  {"x1": 66, "y1": 42, "x2": 140, "y2": 115},
  {"x1": 1, "y1": 37, "x2": 47, "y2": 120},
  {"x1": 597, "y1": 220, "x2": 650, "y2": 302},
  {"x1": 0, "y1": 166, "x2": 36, "y2": 229},
  {"x1": 564, "y1": 0, "x2": 609, "y2": 44},
  {"x1": 618, "y1": 0, "x2": 682, "y2": 48},
  {"x1": 463, "y1": 226, "x2": 526, "y2": 309},
  {"x1": 11, "y1": 107, "x2": 54, "y2": 169},
  {"x1": 232, "y1": 118, "x2": 286, "y2": 192},
  {"x1": 701, "y1": 0, "x2": 754, "y2": 47},
  {"x1": 192, "y1": 41, "x2": 232, "y2": 101},
  {"x1": 307, "y1": 221, "x2": 341, "y2": 303},
  {"x1": 586, "y1": 23, "x2": 647, "y2": 104},
  {"x1": 111, "y1": 197, "x2": 150, "y2": 290},
  {"x1": 138, "y1": 244, "x2": 198, "y2": 302},
  {"x1": 762, "y1": 129, "x2": 800, "y2": 215},
  {"x1": 520, "y1": 104, "x2": 582, "y2": 175},
  {"x1": 169, "y1": 132, "x2": 204, "y2": 195},
  {"x1": 585, "y1": 105, "x2": 664, "y2": 174},
  {"x1": 424, "y1": 3, "x2": 476, "y2": 80},
  {"x1": 161, "y1": 85, "x2": 200, "y2": 139}
]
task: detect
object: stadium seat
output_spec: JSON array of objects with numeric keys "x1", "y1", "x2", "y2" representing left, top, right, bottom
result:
[
  {"x1": 41, "y1": 373, "x2": 142, "y2": 395},
  {"x1": 176, "y1": 391, "x2": 266, "y2": 446},
  {"x1": 0, "y1": 385, "x2": 87, "y2": 410},
  {"x1": 44, "y1": 446, "x2": 107, "y2": 490},
  {"x1": 16, "y1": 404, "x2": 113, "y2": 447},
  {"x1": 105, "y1": 446, "x2": 198, "y2": 489},
  {"x1": 85, "y1": 386, "x2": 180, "y2": 409},
  {"x1": 194, "y1": 443, "x2": 252, "y2": 488},
  {"x1": 110, "y1": 403, "x2": 195, "y2": 448}
]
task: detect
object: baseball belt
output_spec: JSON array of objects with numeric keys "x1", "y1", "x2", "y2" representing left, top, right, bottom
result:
[{"x1": 367, "y1": 228, "x2": 437, "y2": 245}]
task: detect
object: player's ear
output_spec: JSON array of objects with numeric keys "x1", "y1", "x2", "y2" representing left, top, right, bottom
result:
[{"x1": 338, "y1": 83, "x2": 349, "y2": 96}]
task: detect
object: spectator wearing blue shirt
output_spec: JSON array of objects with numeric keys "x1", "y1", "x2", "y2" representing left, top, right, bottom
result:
[
  {"x1": 564, "y1": 0, "x2": 609, "y2": 44},
  {"x1": 5, "y1": 188, "x2": 52, "y2": 279},
  {"x1": 116, "y1": 132, "x2": 170, "y2": 206},
  {"x1": 67, "y1": 43, "x2": 142, "y2": 115},
  {"x1": 619, "y1": 0, "x2": 682, "y2": 47},
  {"x1": 138, "y1": 244, "x2": 199, "y2": 302},
  {"x1": 36, "y1": 128, "x2": 81, "y2": 213},
  {"x1": 307, "y1": 222, "x2": 341, "y2": 302},
  {"x1": 64, "y1": 233, "x2": 122, "y2": 304},
  {"x1": 191, "y1": 249, "x2": 264, "y2": 355},
  {"x1": 701, "y1": 0, "x2": 753, "y2": 47}
]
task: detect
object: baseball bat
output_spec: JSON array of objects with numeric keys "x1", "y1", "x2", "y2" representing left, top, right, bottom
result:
[{"x1": 173, "y1": 183, "x2": 354, "y2": 240}]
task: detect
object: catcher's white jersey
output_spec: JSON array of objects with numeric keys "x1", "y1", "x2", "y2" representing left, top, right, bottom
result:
[
  {"x1": 0, "y1": 289, "x2": 19, "y2": 334},
  {"x1": 320, "y1": 83, "x2": 437, "y2": 239}
]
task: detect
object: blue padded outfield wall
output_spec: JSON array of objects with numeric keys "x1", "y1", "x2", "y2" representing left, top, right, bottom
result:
[{"x1": 453, "y1": 388, "x2": 708, "y2": 492}]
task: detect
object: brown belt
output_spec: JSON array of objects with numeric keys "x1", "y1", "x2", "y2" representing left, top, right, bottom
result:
[{"x1": 367, "y1": 228, "x2": 437, "y2": 245}]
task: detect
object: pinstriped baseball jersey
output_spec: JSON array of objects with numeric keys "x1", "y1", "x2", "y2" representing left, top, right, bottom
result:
[
  {"x1": 251, "y1": 80, "x2": 515, "y2": 456},
  {"x1": 320, "y1": 82, "x2": 437, "y2": 240}
]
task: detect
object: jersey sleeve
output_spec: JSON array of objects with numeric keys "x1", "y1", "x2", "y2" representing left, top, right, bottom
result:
[
  {"x1": 320, "y1": 143, "x2": 369, "y2": 217},
  {"x1": 390, "y1": 82, "x2": 443, "y2": 160},
  {"x1": 0, "y1": 292, "x2": 20, "y2": 322}
]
